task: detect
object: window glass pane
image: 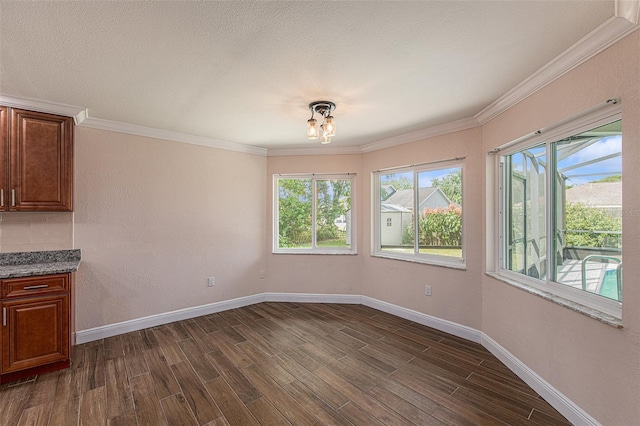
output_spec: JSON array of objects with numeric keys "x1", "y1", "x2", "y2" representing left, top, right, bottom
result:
[
  {"x1": 315, "y1": 179, "x2": 352, "y2": 249},
  {"x1": 416, "y1": 167, "x2": 463, "y2": 258},
  {"x1": 504, "y1": 144, "x2": 547, "y2": 280},
  {"x1": 552, "y1": 120, "x2": 622, "y2": 301},
  {"x1": 277, "y1": 178, "x2": 312, "y2": 248},
  {"x1": 379, "y1": 171, "x2": 414, "y2": 253}
]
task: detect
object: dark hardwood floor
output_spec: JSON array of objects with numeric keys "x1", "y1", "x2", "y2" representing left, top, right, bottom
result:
[{"x1": 0, "y1": 302, "x2": 571, "y2": 425}]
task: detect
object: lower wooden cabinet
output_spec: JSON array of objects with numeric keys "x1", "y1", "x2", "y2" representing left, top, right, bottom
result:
[{"x1": 0, "y1": 274, "x2": 72, "y2": 383}]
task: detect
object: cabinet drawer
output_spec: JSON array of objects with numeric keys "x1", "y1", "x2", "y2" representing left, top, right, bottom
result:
[{"x1": 2, "y1": 274, "x2": 69, "y2": 299}]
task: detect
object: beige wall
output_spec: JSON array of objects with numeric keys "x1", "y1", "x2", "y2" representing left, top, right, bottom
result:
[
  {"x1": 0, "y1": 212, "x2": 73, "y2": 253},
  {"x1": 360, "y1": 127, "x2": 484, "y2": 330},
  {"x1": 3, "y1": 28, "x2": 637, "y2": 426},
  {"x1": 481, "y1": 31, "x2": 640, "y2": 424},
  {"x1": 266, "y1": 154, "x2": 363, "y2": 296},
  {"x1": 73, "y1": 127, "x2": 267, "y2": 331}
]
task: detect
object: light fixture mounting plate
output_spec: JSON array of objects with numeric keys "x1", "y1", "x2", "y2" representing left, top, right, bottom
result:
[{"x1": 309, "y1": 101, "x2": 336, "y2": 116}]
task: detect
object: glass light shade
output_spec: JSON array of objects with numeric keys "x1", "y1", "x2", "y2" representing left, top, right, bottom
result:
[
  {"x1": 307, "y1": 118, "x2": 319, "y2": 139},
  {"x1": 323, "y1": 115, "x2": 336, "y2": 136},
  {"x1": 321, "y1": 132, "x2": 332, "y2": 144}
]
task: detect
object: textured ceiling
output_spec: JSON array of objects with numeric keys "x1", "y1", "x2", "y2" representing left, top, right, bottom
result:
[{"x1": 0, "y1": 1, "x2": 615, "y2": 149}]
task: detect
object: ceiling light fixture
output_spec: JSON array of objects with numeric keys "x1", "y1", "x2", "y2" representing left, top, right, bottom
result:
[{"x1": 307, "y1": 101, "x2": 336, "y2": 144}]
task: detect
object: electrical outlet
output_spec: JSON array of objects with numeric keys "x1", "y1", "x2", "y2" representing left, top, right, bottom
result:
[
  {"x1": 425, "y1": 285, "x2": 432, "y2": 296},
  {"x1": 259, "y1": 269, "x2": 266, "y2": 279},
  {"x1": 208, "y1": 277, "x2": 215, "y2": 287}
]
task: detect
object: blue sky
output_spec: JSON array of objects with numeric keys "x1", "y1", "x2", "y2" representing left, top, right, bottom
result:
[{"x1": 381, "y1": 167, "x2": 460, "y2": 189}]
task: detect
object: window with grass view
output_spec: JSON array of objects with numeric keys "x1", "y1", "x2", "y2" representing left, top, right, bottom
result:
[
  {"x1": 501, "y1": 118, "x2": 622, "y2": 306},
  {"x1": 374, "y1": 163, "x2": 464, "y2": 266},
  {"x1": 275, "y1": 174, "x2": 354, "y2": 253}
]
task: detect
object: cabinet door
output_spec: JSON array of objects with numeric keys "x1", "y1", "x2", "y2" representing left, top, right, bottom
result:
[
  {"x1": 0, "y1": 106, "x2": 7, "y2": 211},
  {"x1": 2, "y1": 294, "x2": 70, "y2": 373},
  {"x1": 9, "y1": 109, "x2": 73, "y2": 211}
]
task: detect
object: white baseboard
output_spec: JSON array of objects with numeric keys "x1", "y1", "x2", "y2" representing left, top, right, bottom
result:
[
  {"x1": 75, "y1": 293, "x2": 266, "y2": 344},
  {"x1": 264, "y1": 292, "x2": 362, "y2": 304},
  {"x1": 74, "y1": 292, "x2": 597, "y2": 424},
  {"x1": 361, "y1": 296, "x2": 483, "y2": 343},
  {"x1": 481, "y1": 334, "x2": 599, "y2": 426}
]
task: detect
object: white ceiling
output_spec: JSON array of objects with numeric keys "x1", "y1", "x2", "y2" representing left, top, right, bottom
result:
[{"x1": 0, "y1": 1, "x2": 623, "y2": 150}]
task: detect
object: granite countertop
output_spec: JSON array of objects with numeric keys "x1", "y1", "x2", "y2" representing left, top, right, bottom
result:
[{"x1": 0, "y1": 249, "x2": 81, "y2": 279}]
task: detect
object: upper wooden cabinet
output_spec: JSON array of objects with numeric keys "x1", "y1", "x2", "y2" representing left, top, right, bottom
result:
[{"x1": 0, "y1": 106, "x2": 73, "y2": 211}]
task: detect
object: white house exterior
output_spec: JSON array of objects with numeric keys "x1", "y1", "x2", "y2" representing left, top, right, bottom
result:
[{"x1": 380, "y1": 187, "x2": 453, "y2": 246}]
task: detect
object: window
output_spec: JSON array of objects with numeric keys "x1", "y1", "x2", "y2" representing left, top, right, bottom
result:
[
  {"x1": 373, "y1": 161, "x2": 464, "y2": 268},
  {"x1": 498, "y1": 111, "x2": 622, "y2": 316},
  {"x1": 274, "y1": 174, "x2": 355, "y2": 254}
]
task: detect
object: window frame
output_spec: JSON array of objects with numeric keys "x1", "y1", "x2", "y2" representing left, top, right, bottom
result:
[
  {"x1": 273, "y1": 173, "x2": 357, "y2": 255},
  {"x1": 372, "y1": 159, "x2": 466, "y2": 269},
  {"x1": 492, "y1": 104, "x2": 623, "y2": 319}
]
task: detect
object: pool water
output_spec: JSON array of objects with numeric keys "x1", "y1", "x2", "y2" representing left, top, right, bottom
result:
[{"x1": 599, "y1": 269, "x2": 621, "y2": 301}]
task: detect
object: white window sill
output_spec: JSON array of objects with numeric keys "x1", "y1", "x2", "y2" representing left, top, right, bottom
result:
[
  {"x1": 485, "y1": 272, "x2": 622, "y2": 328},
  {"x1": 372, "y1": 252, "x2": 466, "y2": 270},
  {"x1": 273, "y1": 250, "x2": 358, "y2": 255}
]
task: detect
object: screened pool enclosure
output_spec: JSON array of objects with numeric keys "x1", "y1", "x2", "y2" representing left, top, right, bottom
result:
[{"x1": 501, "y1": 120, "x2": 622, "y2": 302}]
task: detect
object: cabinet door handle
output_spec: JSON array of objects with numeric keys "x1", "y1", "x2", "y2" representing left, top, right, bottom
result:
[
  {"x1": 2, "y1": 307, "x2": 5, "y2": 327},
  {"x1": 1, "y1": 189, "x2": 4, "y2": 207},
  {"x1": 23, "y1": 284, "x2": 49, "y2": 290},
  {"x1": 11, "y1": 189, "x2": 15, "y2": 207}
]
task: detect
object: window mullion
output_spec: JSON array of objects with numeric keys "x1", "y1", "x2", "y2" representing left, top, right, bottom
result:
[
  {"x1": 498, "y1": 161, "x2": 504, "y2": 270},
  {"x1": 545, "y1": 140, "x2": 554, "y2": 285},
  {"x1": 311, "y1": 179, "x2": 317, "y2": 249},
  {"x1": 414, "y1": 171, "x2": 419, "y2": 255}
]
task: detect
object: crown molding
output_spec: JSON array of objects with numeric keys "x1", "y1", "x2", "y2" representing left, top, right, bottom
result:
[
  {"x1": 617, "y1": 0, "x2": 640, "y2": 24},
  {"x1": 3, "y1": 4, "x2": 638, "y2": 157},
  {"x1": 0, "y1": 93, "x2": 88, "y2": 125},
  {"x1": 360, "y1": 117, "x2": 480, "y2": 153},
  {"x1": 475, "y1": 13, "x2": 639, "y2": 125},
  {"x1": 80, "y1": 116, "x2": 268, "y2": 156},
  {"x1": 267, "y1": 145, "x2": 363, "y2": 157}
]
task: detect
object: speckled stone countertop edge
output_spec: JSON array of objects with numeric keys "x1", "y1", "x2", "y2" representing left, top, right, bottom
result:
[
  {"x1": 0, "y1": 249, "x2": 81, "y2": 266},
  {"x1": 0, "y1": 249, "x2": 81, "y2": 279}
]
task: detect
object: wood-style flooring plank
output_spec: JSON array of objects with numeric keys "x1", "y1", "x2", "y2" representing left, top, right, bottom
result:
[
  {"x1": 275, "y1": 353, "x2": 350, "y2": 410},
  {"x1": 25, "y1": 371, "x2": 58, "y2": 409},
  {"x1": 283, "y1": 379, "x2": 351, "y2": 426},
  {"x1": 244, "y1": 397, "x2": 291, "y2": 426},
  {"x1": 170, "y1": 361, "x2": 222, "y2": 424},
  {"x1": 105, "y1": 357, "x2": 133, "y2": 419},
  {"x1": 337, "y1": 400, "x2": 385, "y2": 426},
  {"x1": 103, "y1": 336, "x2": 125, "y2": 361},
  {"x1": 160, "y1": 393, "x2": 199, "y2": 426},
  {"x1": 106, "y1": 410, "x2": 138, "y2": 426},
  {"x1": 203, "y1": 376, "x2": 259, "y2": 426},
  {"x1": 315, "y1": 366, "x2": 414, "y2": 426},
  {"x1": 205, "y1": 350, "x2": 261, "y2": 404},
  {"x1": 121, "y1": 332, "x2": 149, "y2": 378},
  {"x1": 129, "y1": 373, "x2": 168, "y2": 426},
  {"x1": 17, "y1": 401, "x2": 53, "y2": 426},
  {"x1": 177, "y1": 338, "x2": 220, "y2": 383},
  {"x1": 242, "y1": 363, "x2": 318, "y2": 425},
  {"x1": 83, "y1": 342, "x2": 106, "y2": 391},
  {"x1": 79, "y1": 386, "x2": 107, "y2": 426},
  {"x1": 0, "y1": 302, "x2": 571, "y2": 426}
]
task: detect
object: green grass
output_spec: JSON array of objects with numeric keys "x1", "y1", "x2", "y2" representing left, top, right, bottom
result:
[
  {"x1": 317, "y1": 238, "x2": 349, "y2": 248},
  {"x1": 382, "y1": 246, "x2": 463, "y2": 258}
]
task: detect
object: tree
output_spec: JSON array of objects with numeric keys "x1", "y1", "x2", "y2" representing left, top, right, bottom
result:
[
  {"x1": 316, "y1": 180, "x2": 351, "y2": 241},
  {"x1": 565, "y1": 202, "x2": 621, "y2": 248},
  {"x1": 380, "y1": 175, "x2": 412, "y2": 200},
  {"x1": 278, "y1": 178, "x2": 351, "y2": 247},
  {"x1": 431, "y1": 170, "x2": 462, "y2": 205},
  {"x1": 402, "y1": 204, "x2": 463, "y2": 247},
  {"x1": 593, "y1": 175, "x2": 621, "y2": 183},
  {"x1": 278, "y1": 179, "x2": 312, "y2": 247}
]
